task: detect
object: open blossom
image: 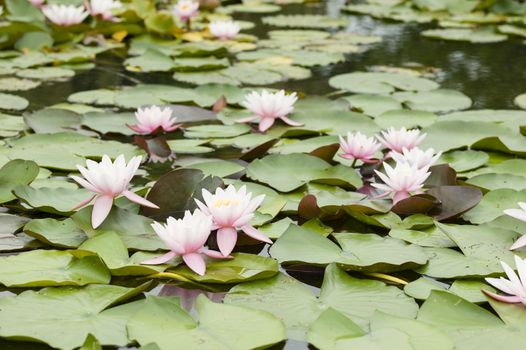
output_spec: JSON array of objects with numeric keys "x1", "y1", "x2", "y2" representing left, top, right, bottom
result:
[
  {"x1": 209, "y1": 20, "x2": 240, "y2": 40},
  {"x1": 127, "y1": 106, "x2": 182, "y2": 135},
  {"x1": 504, "y1": 202, "x2": 526, "y2": 250},
  {"x1": 339, "y1": 131, "x2": 380, "y2": 163},
  {"x1": 173, "y1": 0, "x2": 199, "y2": 22},
  {"x1": 87, "y1": 0, "x2": 122, "y2": 21},
  {"x1": 372, "y1": 161, "x2": 430, "y2": 204},
  {"x1": 239, "y1": 90, "x2": 303, "y2": 132},
  {"x1": 71, "y1": 155, "x2": 159, "y2": 228},
  {"x1": 142, "y1": 210, "x2": 224, "y2": 276},
  {"x1": 195, "y1": 185, "x2": 272, "y2": 256},
  {"x1": 391, "y1": 147, "x2": 441, "y2": 170},
  {"x1": 42, "y1": 4, "x2": 88, "y2": 26},
  {"x1": 484, "y1": 256, "x2": 526, "y2": 305},
  {"x1": 376, "y1": 127, "x2": 426, "y2": 153}
]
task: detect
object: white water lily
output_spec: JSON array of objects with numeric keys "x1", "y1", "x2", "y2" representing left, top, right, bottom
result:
[
  {"x1": 339, "y1": 131, "x2": 381, "y2": 163},
  {"x1": 142, "y1": 209, "x2": 225, "y2": 276},
  {"x1": 376, "y1": 127, "x2": 426, "y2": 153},
  {"x1": 391, "y1": 147, "x2": 441, "y2": 169},
  {"x1": 239, "y1": 90, "x2": 302, "y2": 132},
  {"x1": 484, "y1": 256, "x2": 526, "y2": 305},
  {"x1": 504, "y1": 202, "x2": 526, "y2": 250},
  {"x1": 173, "y1": 0, "x2": 199, "y2": 22},
  {"x1": 71, "y1": 155, "x2": 159, "y2": 228},
  {"x1": 195, "y1": 185, "x2": 271, "y2": 256},
  {"x1": 30, "y1": 0, "x2": 45, "y2": 8},
  {"x1": 209, "y1": 20, "x2": 240, "y2": 40},
  {"x1": 127, "y1": 106, "x2": 182, "y2": 135},
  {"x1": 87, "y1": 0, "x2": 122, "y2": 21},
  {"x1": 42, "y1": 4, "x2": 88, "y2": 26},
  {"x1": 372, "y1": 161, "x2": 430, "y2": 204}
]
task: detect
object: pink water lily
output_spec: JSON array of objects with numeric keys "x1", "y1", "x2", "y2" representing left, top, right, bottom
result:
[
  {"x1": 372, "y1": 161, "x2": 430, "y2": 204},
  {"x1": 42, "y1": 4, "x2": 88, "y2": 26},
  {"x1": 173, "y1": 0, "x2": 199, "y2": 22},
  {"x1": 127, "y1": 106, "x2": 182, "y2": 135},
  {"x1": 484, "y1": 256, "x2": 526, "y2": 305},
  {"x1": 70, "y1": 155, "x2": 159, "y2": 228},
  {"x1": 195, "y1": 185, "x2": 272, "y2": 256},
  {"x1": 504, "y1": 202, "x2": 526, "y2": 250},
  {"x1": 339, "y1": 131, "x2": 380, "y2": 163},
  {"x1": 85, "y1": 0, "x2": 122, "y2": 21},
  {"x1": 376, "y1": 127, "x2": 426, "y2": 153},
  {"x1": 142, "y1": 210, "x2": 224, "y2": 276},
  {"x1": 391, "y1": 147, "x2": 441, "y2": 170},
  {"x1": 239, "y1": 90, "x2": 303, "y2": 132},
  {"x1": 209, "y1": 20, "x2": 240, "y2": 40}
]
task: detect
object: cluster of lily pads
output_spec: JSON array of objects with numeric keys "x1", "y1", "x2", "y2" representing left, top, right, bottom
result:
[
  {"x1": 1, "y1": 0, "x2": 526, "y2": 349},
  {"x1": 345, "y1": 0, "x2": 526, "y2": 43}
]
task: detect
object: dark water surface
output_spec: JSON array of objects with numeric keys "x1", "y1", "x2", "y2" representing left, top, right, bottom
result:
[{"x1": 8, "y1": 1, "x2": 526, "y2": 349}]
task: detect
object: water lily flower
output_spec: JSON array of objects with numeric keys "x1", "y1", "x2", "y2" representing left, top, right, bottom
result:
[
  {"x1": 239, "y1": 90, "x2": 302, "y2": 132},
  {"x1": 142, "y1": 210, "x2": 224, "y2": 276},
  {"x1": 484, "y1": 256, "x2": 526, "y2": 305},
  {"x1": 209, "y1": 20, "x2": 240, "y2": 40},
  {"x1": 127, "y1": 106, "x2": 182, "y2": 135},
  {"x1": 339, "y1": 131, "x2": 381, "y2": 164},
  {"x1": 504, "y1": 202, "x2": 526, "y2": 250},
  {"x1": 376, "y1": 127, "x2": 426, "y2": 153},
  {"x1": 30, "y1": 0, "x2": 45, "y2": 8},
  {"x1": 70, "y1": 155, "x2": 159, "y2": 228},
  {"x1": 391, "y1": 147, "x2": 441, "y2": 170},
  {"x1": 195, "y1": 185, "x2": 272, "y2": 256},
  {"x1": 42, "y1": 4, "x2": 89, "y2": 26},
  {"x1": 372, "y1": 161, "x2": 430, "y2": 204},
  {"x1": 86, "y1": 0, "x2": 122, "y2": 21},
  {"x1": 173, "y1": 0, "x2": 199, "y2": 22}
]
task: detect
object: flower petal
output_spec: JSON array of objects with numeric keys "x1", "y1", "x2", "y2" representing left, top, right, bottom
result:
[
  {"x1": 241, "y1": 225, "x2": 272, "y2": 244},
  {"x1": 142, "y1": 251, "x2": 177, "y2": 265},
  {"x1": 123, "y1": 190, "x2": 159, "y2": 209},
  {"x1": 216, "y1": 227, "x2": 238, "y2": 256},
  {"x1": 511, "y1": 234, "x2": 526, "y2": 250},
  {"x1": 71, "y1": 194, "x2": 96, "y2": 211},
  {"x1": 202, "y1": 248, "x2": 230, "y2": 259},
  {"x1": 482, "y1": 289, "x2": 522, "y2": 303},
  {"x1": 183, "y1": 252, "x2": 206, "y2": 276},
  {"x1": 91, "y1": 195, "x2": 114, "y2": 228}
]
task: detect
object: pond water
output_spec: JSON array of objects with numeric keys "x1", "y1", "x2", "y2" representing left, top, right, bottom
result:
[{"x1": 3, "y1": 0, "x2": 526, "y2": 349}]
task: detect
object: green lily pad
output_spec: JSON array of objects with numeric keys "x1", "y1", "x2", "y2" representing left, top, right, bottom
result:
[
  {"x1": 13, "y1": 186, "x2": 92, "y2": 215},
  {"x1": 393, "y1": 89, "x2": 472, "y2": 113},
  {"x1": 24, "y1": 218, "x2": 87, "y2": 248},
  {"x1": 329, "y1": 72, "x2": 439, "y2": 94},
  {"x1": 375, "y1": 109, "x2": 437, "y2": 128},
  {"x1": 422, "y1": 28, "x2": 508, "y2": 43},
  {"x1": 262, "y1": 15, "x2": 349, "y2": 29},
  {"x1": 0, "y1": 77, "x2": 40, "y2": 91},
  {"x1": 16, "y1": 67, "x2": 75, "y2": 80},
  {"x1": 0, "y1": 93, "x2": 29, "y2": 111},
  {"x1": 0, "y1": 159, "x2": 39, "y2": 203}
]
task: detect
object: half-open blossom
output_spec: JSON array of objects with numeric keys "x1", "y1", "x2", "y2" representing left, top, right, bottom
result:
[
  {"x1": 376, "y1": 127, "x2": 426, "y2": 153},
  {"x1": 142, "y1": 210, "x2": 224, "y2": 276},
  {"x1": 86, "y1": 0, "x2": 122, "y2": 21},
  {"x1": 30, "y1": 0, "x2": 45, "y2": 8},
  {"x1": 372, "y1": 161, "x2": 430, "y2": 204},
  {"x1": 339, "y1": 131, "x2": 380, "y2": 163},
  {"x1": 484, "y1": 256, "x2": 526, "y2": 305},
  {"x1": 195, "y1": 185, "x2": 272, "y2": 256},
  {"x1": 504, "y1": 202, "x2": 526, "y2": 250},
  {"x1": 42, "y1": 4, "x2": 88, "y2": 26},
  {"x1": 239, "y1": 90, "x2": 302, "y2": 132},
  {"x1": 127, "y1": 106, "x2": 182, "y2": 135},
  {"x1": 173, "y1": 0, "x2": 199, "y2": 22},
  {"x1": 71, "y1": 155, "x2": 159, "y2": 228},
  {"x1": 391, "y1": 147, "x2": 441, "y2": 170},
  {"x1": 209, "y1": 20, "x2": 240, "y2": 40}
]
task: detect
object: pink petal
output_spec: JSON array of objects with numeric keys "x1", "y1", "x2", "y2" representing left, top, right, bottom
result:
[
  {"x1": 280, "y1": 116, "x2": 303, "y2": 127},
  {"x1": 241, "y1": 225, "x2": 272, "y2": 244},
  {"x1": 510, "y1": 234, "x2": 526, "y2": 250},
  {"x1": 92, "y1": 195, "x2": 114, "y2": 228},
  {"x1": 217, "y1": 227, "x2": 238, "y2": 257},
  {"x1": 393, "y1": 191, "x2": 410, "y2": 204},
  {"x1": 482, "y1": 289, "x2": 522, "y2": 303},
  {"x1": 237, "y1": 116, "x2": 258, "y2": 123},
  {"x1": 183, "y1": 253, "x2": 206, "y2": 276},
  {"x1": 123, "y1": 190, "x2": 159, "y2": 209},
  {"x1": 142, "y1": 251, "x2": 177, "y2": 265},
  {"x1": 71, "y1": 194, "x2": 96, "y2": 211},
  {"x1": 258, "y1": 118, "x2": 275, "y2": 132},
  {"x1": 165, "y1": 123, "x2": 183, "y2": 132},
  {"x1": 202, "y1": 248, "x2": 230, "y2": 259},
  {"x1": 126, "y1": 124, "x2": 145, "y2": 134}
]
